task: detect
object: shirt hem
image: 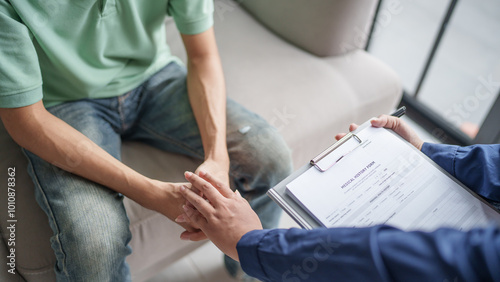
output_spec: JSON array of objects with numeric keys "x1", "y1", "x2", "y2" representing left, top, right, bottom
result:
[{"x1": 175, "y1": 15, "x2": 214, "y2": 35}]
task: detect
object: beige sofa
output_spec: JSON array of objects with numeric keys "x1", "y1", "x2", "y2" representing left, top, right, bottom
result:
[{"x1": 0, "y1": 0, "x2": 402, "y2": 281}]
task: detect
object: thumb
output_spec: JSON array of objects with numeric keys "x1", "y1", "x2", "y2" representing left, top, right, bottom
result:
[
  {"x1": 370, "y1": 116, "x2": 386, "y2": 128},
  {"x1": 180, "y1": 230, "x2": 207, "y2": 241}
]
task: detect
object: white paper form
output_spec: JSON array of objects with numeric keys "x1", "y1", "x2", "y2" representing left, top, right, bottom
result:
[{"x1": 286, "y1": 126, "x2": 500, "y2": 231}]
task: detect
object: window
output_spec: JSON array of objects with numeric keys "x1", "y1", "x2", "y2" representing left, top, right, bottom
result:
[{"x1": 367, "y1": 0, "x2": 500, "y2": 144}]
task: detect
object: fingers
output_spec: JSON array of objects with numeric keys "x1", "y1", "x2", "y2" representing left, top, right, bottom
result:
[
  {"x1": 335, "y1": 133, "x2": 347, "y2": 141},
  {"x1": 178, "y1": 205, "x2": 209, "y2": 241},
  {"x1": 336, "y1": 124, "x2": 359, "y2": 141},
  {"x1": 336, "y1": 123, "x2": 359, "y2": 141},
  {"x1": 175, "y1": 206, "x2": 204, "y2": 231},
  {"x1": 370, "y1": 115, "x2": 386, "y2": 128},
  {"x1": 174, "y1": 213, "x2": 190, "y2": 223},
  {"x1": 371, "y1": 114, "x2": 423, "y2": 150},
  {"x1": 183, "y1": 204, "x2": 208, "y2": 227},
  {"x1": 371, "y1": 114, "x2": 397, "y2": 129},
  {"x1": 235, "y1": 189, "x2": 243, "y2": 198},
  {"x1": 180, "y1": 230, "x2": 208, "y2": 241},
  {"x1": 179, "y1": 185, "x2": 214, "y2": 217},
  {"x1": 185, "y1": 171, "x2": 231, "y2": 202},
  {"x1": 198, "y1": 170, "x2": 234, "y2": 198},
  {"x1": 185, "y1": 184, "x2": 201, "y2": 210}
]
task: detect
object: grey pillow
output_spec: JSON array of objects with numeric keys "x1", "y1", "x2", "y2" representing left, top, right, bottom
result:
[{"x1": 239, "y1": 0, "x2": 377, "y2": 57}]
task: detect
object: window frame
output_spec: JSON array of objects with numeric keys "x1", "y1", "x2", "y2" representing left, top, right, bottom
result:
[{"x1": 366, "y1": 0, "x2": 499, "y2": 145}]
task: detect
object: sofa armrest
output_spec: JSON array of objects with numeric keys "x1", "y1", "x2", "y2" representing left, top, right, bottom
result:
[{"x1": 238, "y1": 0, "x2": 378, "y2": 57}]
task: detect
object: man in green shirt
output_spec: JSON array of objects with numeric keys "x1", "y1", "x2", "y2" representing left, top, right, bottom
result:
[{"x1": 0, "y1": 0, "x2": 292, "y2": 280}]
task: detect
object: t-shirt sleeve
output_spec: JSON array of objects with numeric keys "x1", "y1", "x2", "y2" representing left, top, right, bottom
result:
[
  {"x1": 0, "y1": 1, "x2": 43, "y2": 108},
  {"x1": 166, "y1": 0, "x2": 214, "y2": 35}
]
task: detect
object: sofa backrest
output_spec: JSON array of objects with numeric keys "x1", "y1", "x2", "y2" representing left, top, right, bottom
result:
[{"x1": 238, "y1": 0, "x2": 378, "y2": 57}]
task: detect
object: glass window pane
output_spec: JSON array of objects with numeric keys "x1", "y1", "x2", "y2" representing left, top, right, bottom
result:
[
  {"x1": 417, "y1": 0, "x2": 500, "y2": 138},
  {"x1": 369, "y1": 0, "x2": 449, "y2": 94}
]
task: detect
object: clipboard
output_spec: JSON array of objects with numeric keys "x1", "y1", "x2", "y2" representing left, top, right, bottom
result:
[
  {"x1": 267, "y1": 118, "x2": 500, "y2": 230},
  {"x1": 267, "y1": 122, "x2": 372, "y2": 230}
]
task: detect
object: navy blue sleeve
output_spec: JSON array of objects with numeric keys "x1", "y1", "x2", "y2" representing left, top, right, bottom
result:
[
  {"x1": 421, "y1": 143, "x2": 500, "y2": 202},
  {"x1": 237, "y1": 225, "x2": 500, "y2": 282}
]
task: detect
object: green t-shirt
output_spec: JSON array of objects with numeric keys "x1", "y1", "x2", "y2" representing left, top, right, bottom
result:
[{"x1": 0, "y1": 0, "x2": 214, "y2": 108}]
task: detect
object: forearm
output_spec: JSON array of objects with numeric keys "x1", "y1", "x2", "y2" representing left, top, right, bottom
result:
[
  {"x1": 186, "y1": 54, "x2": 228, "y2": 161},
  {"x1": 182, "y1": 28, "x2": 228, "y2": 163},
  {"x1": 0, "y1": 102, "x2": 159, "y2": 207}
]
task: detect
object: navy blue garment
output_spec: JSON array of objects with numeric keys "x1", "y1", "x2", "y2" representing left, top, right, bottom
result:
[
  {"x1": 237, "y1": 143, "x2": 500, "y2": 282},
  {"x1": 421, "y1": 143, "x2": 500, "y2": 202}
]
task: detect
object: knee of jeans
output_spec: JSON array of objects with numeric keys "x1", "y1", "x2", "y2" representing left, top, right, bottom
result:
[
  {"x1": 260, "y1": 132, "x2": 294, "y2": 184},
  {"x1": 55, "y1": 206, "x2": 132, "y2": 278},
  {"x1": 231, "y1": 125, "x2": 293, "y2": 190}
]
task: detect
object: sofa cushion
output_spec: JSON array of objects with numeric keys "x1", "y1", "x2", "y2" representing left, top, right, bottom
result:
[
  {"x1": 238, "y1": 0, "x2": 378, "y2": 57},
  {"x1": 0, "y1": 122, "x2": 56, "y2": 282}
]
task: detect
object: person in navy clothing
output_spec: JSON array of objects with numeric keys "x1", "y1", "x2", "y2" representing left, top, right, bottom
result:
[{"x1": 176, "y1": 115, "x2": 500, "y2": 282}]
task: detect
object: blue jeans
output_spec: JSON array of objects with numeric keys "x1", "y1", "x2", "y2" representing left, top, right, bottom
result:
[{"x1": 23, "y1": 62, "x2": 293, "y2": 281}]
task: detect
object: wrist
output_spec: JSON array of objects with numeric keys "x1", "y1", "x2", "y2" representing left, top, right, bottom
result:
[
  {"x1": 416, "y1": 140, "x2": 424, "y2": 151},
  {"x1": 205, "y1": 152, "x2": 229, "y2": 164},
  {"x1": 204, "y1": 144, "x2": 229, "y2": 165},
  {"x1": 135, "y1": 177, "x2": 168, "y2": 210}
]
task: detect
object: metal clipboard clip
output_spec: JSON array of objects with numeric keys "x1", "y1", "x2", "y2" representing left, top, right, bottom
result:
[{"x1": 310, "y1": 133, "x2": 363, "y2": 172}]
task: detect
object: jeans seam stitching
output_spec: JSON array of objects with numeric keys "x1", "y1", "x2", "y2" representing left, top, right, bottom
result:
[
  {"x1": 136, "y1": 123, "x2": 204, "y2": 160},
  {"x1": 22, "y1": 150, "x2": 69, "y2": 277}
]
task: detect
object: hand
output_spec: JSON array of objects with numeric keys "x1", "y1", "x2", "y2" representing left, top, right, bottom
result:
[
  {"x1": 148, "y1": 179, "x2": 206, "y2": 239},
  {"x1": 195, "y1": 157, "x2": 230, "y2": 188},
  {"x1": 335, "y1": 115, "x2": 424, "y2": 150},
  {"x1": 176, "y1": 171, "x2": 262, "y2": 261}
]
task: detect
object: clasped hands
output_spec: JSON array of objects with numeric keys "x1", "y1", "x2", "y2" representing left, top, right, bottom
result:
[
  {"x1": 150, "y1": 157, "x2": 263, "y2": 261},
  {"x1": 148, "y1": 157, "x2": 230, "y2": 241}
]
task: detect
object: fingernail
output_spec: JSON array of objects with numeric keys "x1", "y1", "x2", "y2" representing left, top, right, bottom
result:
[
  {"x1": 182, "y1": 205, "x2": 188, "y2": 211},
  {"x1": 198, "y1": 170, "x2": 206, "y2": 176},
  {"x1": 180, "y1": 185, "x2": 186, "y2": 191},
  {"x1": 175, "y1": 215, "x2": 185, "y2": 223},
  {"x1": 184, "y1": 171, "x2": 193, "y2": 178},
  {"x1": 180, "y1": 234, "x2": 190, "y2": 240}
]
